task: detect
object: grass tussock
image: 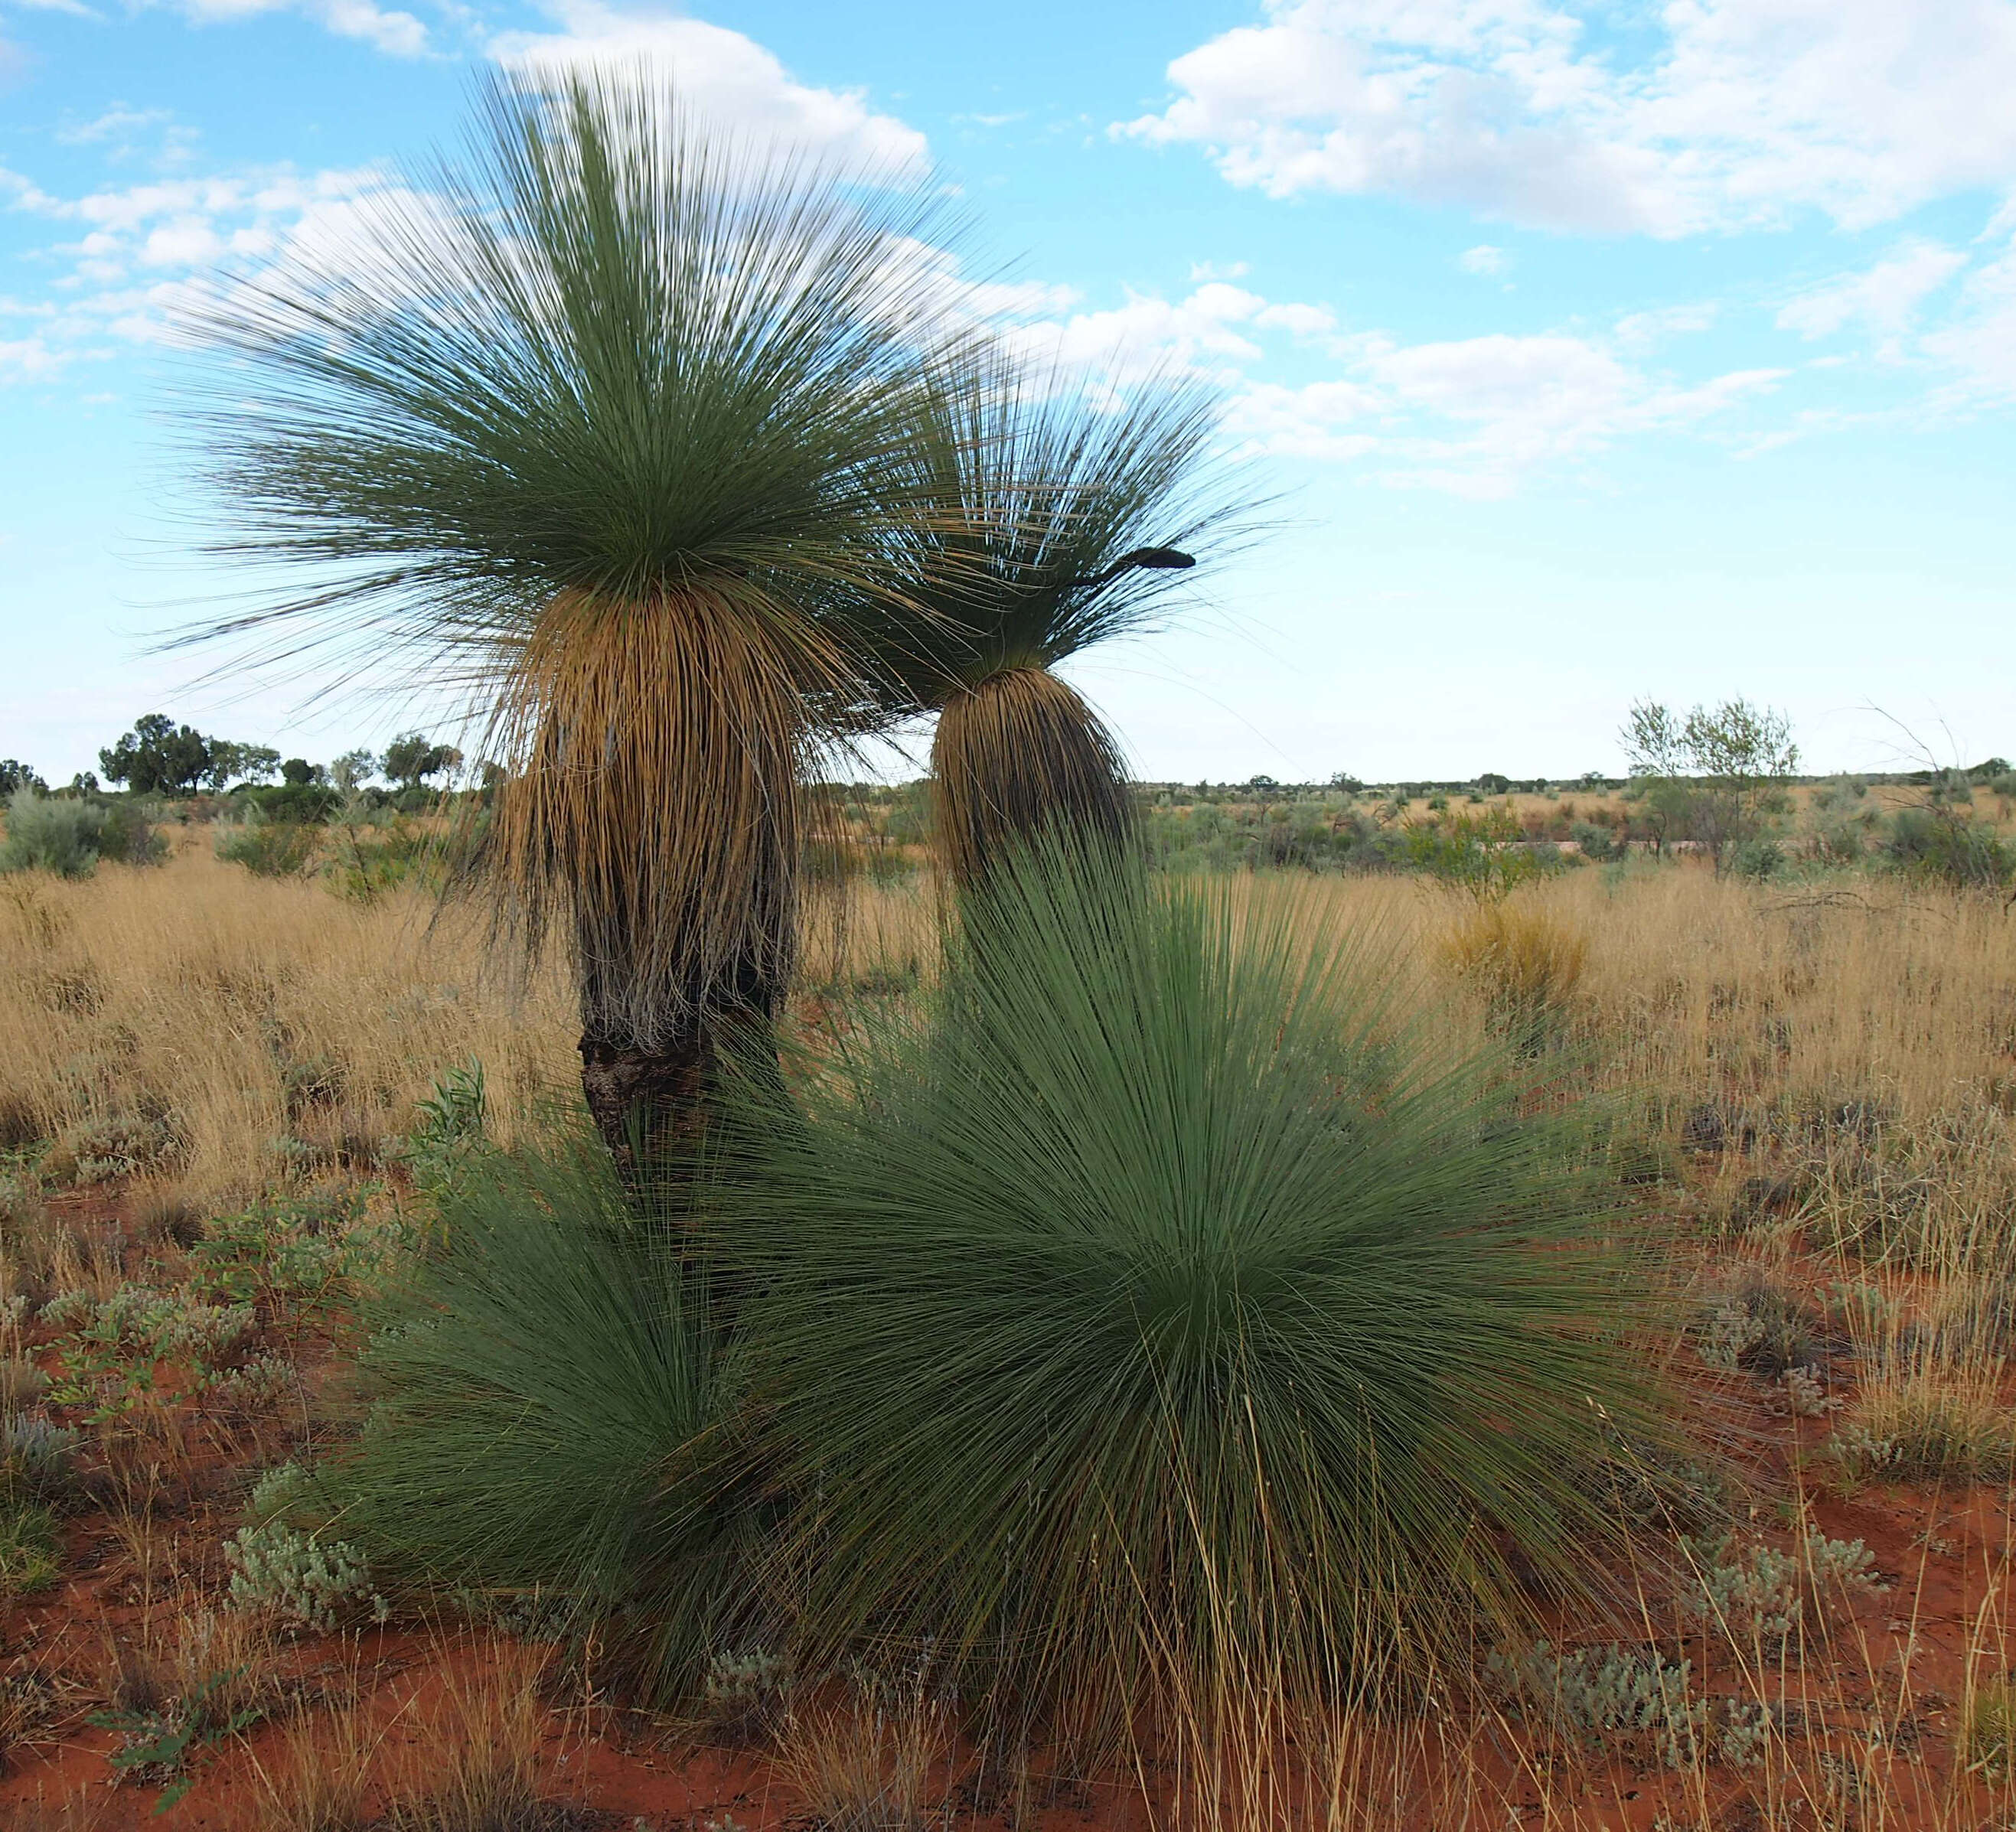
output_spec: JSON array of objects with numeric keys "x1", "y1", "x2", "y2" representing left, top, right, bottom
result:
[
  {"x1": 1437, "y1": 894, "x2": 1590, "y2": 1040},
  {"x1": 775, "y1": 1693, "x2": 949, "y2": 1832},
  {"x1": 383, "y1": 1648, "x2": 551, "y2": 1832}
]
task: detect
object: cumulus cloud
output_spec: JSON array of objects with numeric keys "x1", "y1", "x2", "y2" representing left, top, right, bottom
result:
[
  {"x1": 0, "y1": 159, "x2": 386, "y2": 361},
  {"x1": 1614, "y1": 302, "x2": 1720, "y2": 350},
  {"x1": 489, "y1": 2, "x2": 930, "y2": 174},
  {"x1": 57, "y1": 106, "x2": 174, "y2": 145},
  {"x1": 1121, "y1": 0, "x2": 2016, "y2": 236},
  {"x1": 179, "y1": 0, "x2": 427, "y2": 54},
  {"x1": 2, "y1": 5, "x2": 938, "y2": 375},
  {"x1": 1459, "y1": 243, "x2": 1508, "y2": 275},
  {"x1": 0, "y1": 337, "x2": 67, "y2": 382}
]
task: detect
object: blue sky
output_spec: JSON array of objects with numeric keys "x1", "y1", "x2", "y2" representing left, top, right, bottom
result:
[{"x1": 2, "y1": 0, "x2": 2013, "y2": 783}]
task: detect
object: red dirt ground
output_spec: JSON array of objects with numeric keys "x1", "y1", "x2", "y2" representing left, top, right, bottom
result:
[{"x1": 4, "y1": 1191, "x2": 2014, "y2": 1830}]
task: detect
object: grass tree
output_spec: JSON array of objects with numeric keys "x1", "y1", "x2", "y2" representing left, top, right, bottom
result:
[
  {"x1": 715, "y1": 846, "x2": 1664, "y2": 1736},
  {"x1": 178, "y1": 69, "x2": 973, "y2": 1164},
  {"x1": 333, "y1": 1133, "x2": 761, "y2": 1702},
  {"x1": 879, "y1": 359, "x2": 1244, "y2": 888}
]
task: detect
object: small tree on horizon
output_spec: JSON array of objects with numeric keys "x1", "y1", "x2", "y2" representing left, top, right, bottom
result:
[
  {"x1": 1621, "y1": 697, "x2": 1799, "y2": 870},
  {"x1": 99, "y1": 715, "x2": 213, "y2": 797},
  {"x1": 380, "y1": 732, "x2": 463, "y2": 793},
  {"x1": 204, "y1": 741, "x2": 282, "y2": 790},
  {"x1": 329, "y1": 749, "x2": 377, "y2": 796}
]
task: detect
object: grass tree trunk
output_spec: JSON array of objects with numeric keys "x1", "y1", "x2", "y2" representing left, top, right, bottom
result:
[
  {"x1": 494, "y1": 593, "x2": 810, "y2": 1182},
  {"x1": 931, "y1": 666, "x2": 1134, "y2": 889},
  {"x1": 576, "y1": 963, "x2": 785, "y2": 1177}
]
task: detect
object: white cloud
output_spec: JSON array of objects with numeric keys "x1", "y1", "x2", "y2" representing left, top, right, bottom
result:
[
  {"x1": 57, "y1": 106, "x2": 172, "y2": 145},
  {"x1": 1, "y1": 167, "x2": 60, "y2": 213},
  {"x1": 1004, "y1": 278, "x2": 1787, "y2": 494},
  {"x1": 169, "y1": 0, "x2": 428, "y2": 54},
  {"x1": 0, "y1": 337, "x2": 66, "y2": 381},
  {"x1": 1225, "y1": 379, "x2": 1383, "y2": 459},
  {"x1": 137, "y1": 216, "x2": 228, "y2": 267},
  {"x1": 1121, "y1": 0, "x2": 2016, "y2": 236},
  {"x1": 1370, "y1": 332, "x2": 1633, "y2": 428},
  {"x1": 1613, "y1": 302, "x2": 1719, "y2": 350},
  {"x1": 490, "y1": 2, "x2": 929, "y2": 174},
  {"x1": 1921, "y1": 233, "x2": 2016, "y2": 401},
  {"x1": 1000, "y1": 279, "x2": 1336, "y2": 374},
  {"x1": 1459, "y1": 243, "x2": 1508, "y2": 275},
  {"x1": 1777, "y1": 239, "x2": 1968, "y2": 341},
  {"x1": 1, "y1": 160, "x2": 386, "y2": 359}
]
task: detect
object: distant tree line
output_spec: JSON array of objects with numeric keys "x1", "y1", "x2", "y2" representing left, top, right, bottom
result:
[{"x1": 2, "y1": 717, "x2": 468, "y2": 817}]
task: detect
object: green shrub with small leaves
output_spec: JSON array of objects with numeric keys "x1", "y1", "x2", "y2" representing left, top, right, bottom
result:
[
  {"x1": 1492, "y1": 1641, "x2": 1704, "y2": 1770},
  {"x1": 216, "y1": 813, "x2": 320, "y2": 879},
  {"x1": 0, "y1": 790, "x2": 103, "y2": 879},
  {"x1": 223, "y1": 1519, "x2": 387, "y2": 1634},
  {"x1": 1687, "y1": 1531, "x2": 1877, "y2": 1655}
]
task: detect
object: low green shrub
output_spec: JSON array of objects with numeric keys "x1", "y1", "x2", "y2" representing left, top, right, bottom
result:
[
  {"x1": 1493, "y1": 1641, "x2": 1704, "y2": 1769},
  {"x1": 1569, "y1": 820, "x2": 1623, "y2": 862},
  {"x1": 1728, "y1": 837, "x2": 1786, "y2": 880},
  {"x1": 216, "y1": 813, "x2": 320, "y2": 879},
  {"x1": 322, "y1": 816, "x2": 437, "y2": 900},
  {"x1": 1884, "y1": 806, "x2": 2016, "y2": 890},
  {"x1": 244, "y1": 781, "x2": 340, "y2": 823},
  {"x1": 48, "y1": 1110, "x2": 184, "y2": 1185},
  {"x1": 1685, "y1": 1530, "x2": 1877, "y2": 1656},
  {"x1": 223, "y1": 1519, "x2": 387, "y2": 1634},
  {"x1": 98, "y1": 800, "x2": 168, "y2": 867},
  {"x1": 0, "y1": 790, "x2": 103, "y2": 879},
  {"x1": 0, "y1": 790, "x2": 163, "y2": 877}
]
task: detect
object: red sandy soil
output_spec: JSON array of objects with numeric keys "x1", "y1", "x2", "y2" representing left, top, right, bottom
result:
[{"x1": 4, "y1": 1191, "x2": 2013, "y2": 1829}]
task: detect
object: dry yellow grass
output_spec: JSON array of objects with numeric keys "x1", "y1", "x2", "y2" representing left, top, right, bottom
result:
[
  {"x1": 5, "y1": 845, "x2": 2012, "y2": 1204},
  {"x1": 0, "y1": 839, "x2": 573, "y2": 1200}
]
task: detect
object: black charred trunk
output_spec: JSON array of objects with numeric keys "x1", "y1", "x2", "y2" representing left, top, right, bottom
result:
[{"x1": 578, "y1": 1000, "x2": 787, "y2": 1188}]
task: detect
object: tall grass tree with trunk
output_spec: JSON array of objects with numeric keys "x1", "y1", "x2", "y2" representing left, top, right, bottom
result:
[
  {"x1": 877, "y1": 359, "x2": 1247, "y2": 888},
  {"x1": 174, "y1": 69, "x2": 975, "y2": 1167}
]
